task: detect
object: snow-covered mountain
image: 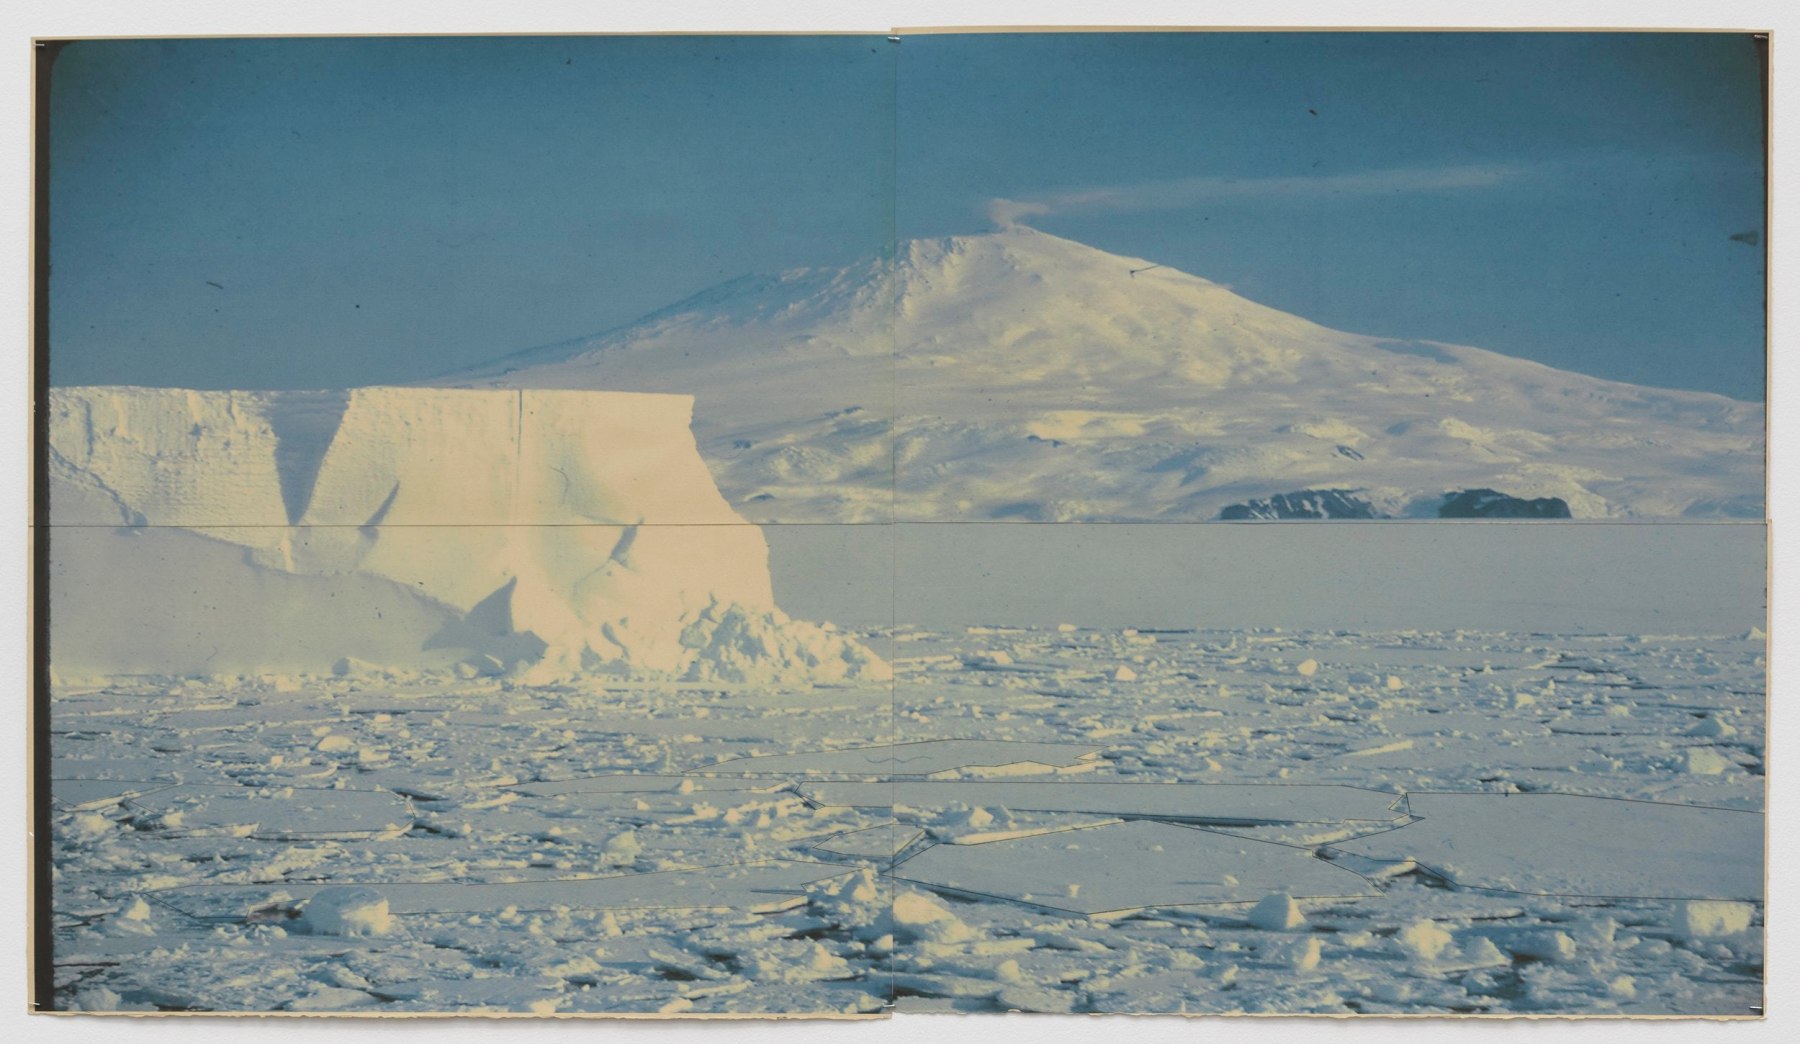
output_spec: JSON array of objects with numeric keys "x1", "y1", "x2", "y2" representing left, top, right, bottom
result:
[
  {"x1": 439, "y1": 228, "x2": 1764, "y2": 522},
  {"x1": 48, "y1": 386, "x2": 889, "y2": 684}
]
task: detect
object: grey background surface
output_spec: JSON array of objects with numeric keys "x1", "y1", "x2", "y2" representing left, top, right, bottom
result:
[{"x1": 767, "y1": 522, "x2": 1767, "y2": 634}]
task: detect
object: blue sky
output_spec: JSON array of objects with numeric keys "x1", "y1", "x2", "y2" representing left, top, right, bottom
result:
[
  {"x1": 49, "y1": 32, "x2": 1765, "y2": 399},
  {"x1": 901, "y1": 33, "x2": 1767, "y2": 401},
  {"x1": 47, "y1": 36, "x2": 896, "y2": 389}
]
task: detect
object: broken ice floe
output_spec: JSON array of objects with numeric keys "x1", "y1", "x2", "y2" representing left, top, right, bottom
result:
[
  {"x1": 891, "y1": 820, "x2": 1378, "y2": 916},
  {"x1": 701, "y1": 739, "x2": 1105, "y2": 779},
  {"x1": 45, "y1": 624, "x2": 1767, "y2": 1015},
  {"x1": 799, "y1": 780, "x2": 1407, "y2": 826},
  {"x1": 931, "y1": 811, "x2": 1124, "y2": 846},
  {"x1": 504, "y1": 774, "x2": 787, "y2": 798},
  {"x1": 1328, "y1": 792, "x2": 1763, "y2": 901},
  {"x1": 121, "y1": 785, "x2": 413, "y2": 840},
  {"x1": 51, "y1": 756, "x2": 197, "y2": 782},
  {"x1": 812, "y1": 823, "x2": 927, "y2": 860},
  {"x1": 52, "y1": 778, "x2": 178, "y2": 812},
  {"x1": 151, "y1": 859, "x2": 856, "y2": 922}
]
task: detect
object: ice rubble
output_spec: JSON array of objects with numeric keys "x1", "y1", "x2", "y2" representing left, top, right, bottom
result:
[
  {"x1": 47, "y1": 386, "x2": 888, "y2": 684},
  {"x1": 48, "y1": 627, "x2": 1767, "y2": 1015}
]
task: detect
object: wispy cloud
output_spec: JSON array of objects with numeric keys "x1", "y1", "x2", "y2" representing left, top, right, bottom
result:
[{"x1": 985, "y1": 164, "x2": 1526, "y2": 228}]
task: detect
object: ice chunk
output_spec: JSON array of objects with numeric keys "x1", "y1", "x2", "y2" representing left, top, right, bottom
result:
[
  {"x1": 891, "y1": 820, "x2": 1377, "y2": 916},
  {"x1": 1396, "y1": 919, "x2": 1454, "y2": 962},
  {"x1": 890, "y1": 891, "x2": 974, "y2": 944},
  {"x1": 283, "y1": 987, "x2": 381, "y2": 1011},
  {"x1": 705, "y1": 739, "x2": 1105, "y2": 779},
  {"x1": 1674, "y1": 900, "x2": 1755, "y2": 938},
  {"x1": 801, "y1": 780, "x2": 1408, "y2": 826},
  {"x1": 155, "y1": 859, "x2": 856, "y2": 921},
  {"x1": 297, "y1": 886, "x2": 392, "y2": 937},
  {"x1": 1684, "y1": 748, "x2": 1732, "y2": 775},
  {"x1": 68, "y1": 812, "x2": 113, "y2": 838},
  {"x1": 1247, "y1": 892, "x2": 1307, "y2": 931},
  {"x1": 961, "y1": 650, "x2": 1013, "y2": 668},
  {"x1": 1288, "y1": 935, "x2": 1324, "y2": 972},
  {"x1": 1330, "y1": 793, "x2": 1762, "y2": 900},
  {"x1": 331, "y1": 657, "x2": 380, "y2": 678},
  {"x1": 996, "y1": 984, "x2": 1077, "y2": 1013},
  {"x1": 1471, "y1": 926, "x2": 1576, "y2": 962},
  {"x1": 1685, "y1": 716, "x2": 1738, "y2": 739}
]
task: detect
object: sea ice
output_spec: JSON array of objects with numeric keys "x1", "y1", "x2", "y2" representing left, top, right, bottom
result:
[
  {"x1": 1329, "y1": 792, "x2": 1762, "y2": 900},
  {"x1": 505, "y1": 774, "x2": 784, "y2": 798},
  {"x1": 703, "y1": 739, "x2": 1104, "y2": 779},
  {"x1": 891, "y1": 820, "x2": 1378, "y2": 916},
  {"x1": 122, "y1": 784, "x2": 414, "y2": 840},
  {"x1": 45, "y1": 624, "x2": 1765, "y2": 1015},
  {"x1": 813, "y1": 824, "x2": 926, "y2": 860},
  {"x1": 800, "y1": 780, "x2": 1408, "y2": 826},
  {"x1": 154, "y1": 859, "x2": 857, "y2": 922},
  {"x1": 51, "y1": 778, "x2": 179, "y2": 812}
]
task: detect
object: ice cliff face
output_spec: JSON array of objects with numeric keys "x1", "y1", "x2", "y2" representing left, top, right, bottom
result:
[{"x1": 47, "y1": 386, "x2": 889, "y2": 684}]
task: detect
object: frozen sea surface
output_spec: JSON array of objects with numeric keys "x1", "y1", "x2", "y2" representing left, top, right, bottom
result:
[{"x1": 48, "y1": 627, "x2": 1764, "y2": 1016}]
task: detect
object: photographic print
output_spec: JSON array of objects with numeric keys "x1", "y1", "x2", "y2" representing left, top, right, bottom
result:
[{"x1": 32, "y1": 30, "x2": 1767, "y2": 1018}]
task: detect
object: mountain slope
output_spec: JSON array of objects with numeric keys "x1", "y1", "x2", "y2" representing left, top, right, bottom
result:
[{"x1": 438, "y1": 228, "x2": 1764, "y2": 522}]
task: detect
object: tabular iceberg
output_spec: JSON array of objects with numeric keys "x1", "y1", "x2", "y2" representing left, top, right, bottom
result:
[{"x1": 47, "y1": 386, "x2": 889, "y2": 685}]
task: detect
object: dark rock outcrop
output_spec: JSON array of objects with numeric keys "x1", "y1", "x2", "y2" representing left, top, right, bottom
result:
[
  {"x1": 1219, "y1": 489, "x2": 1378, "y2": 520},
  {"x1": 1437, "y1": 488, "x2": 1572, "y2": 518}
]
